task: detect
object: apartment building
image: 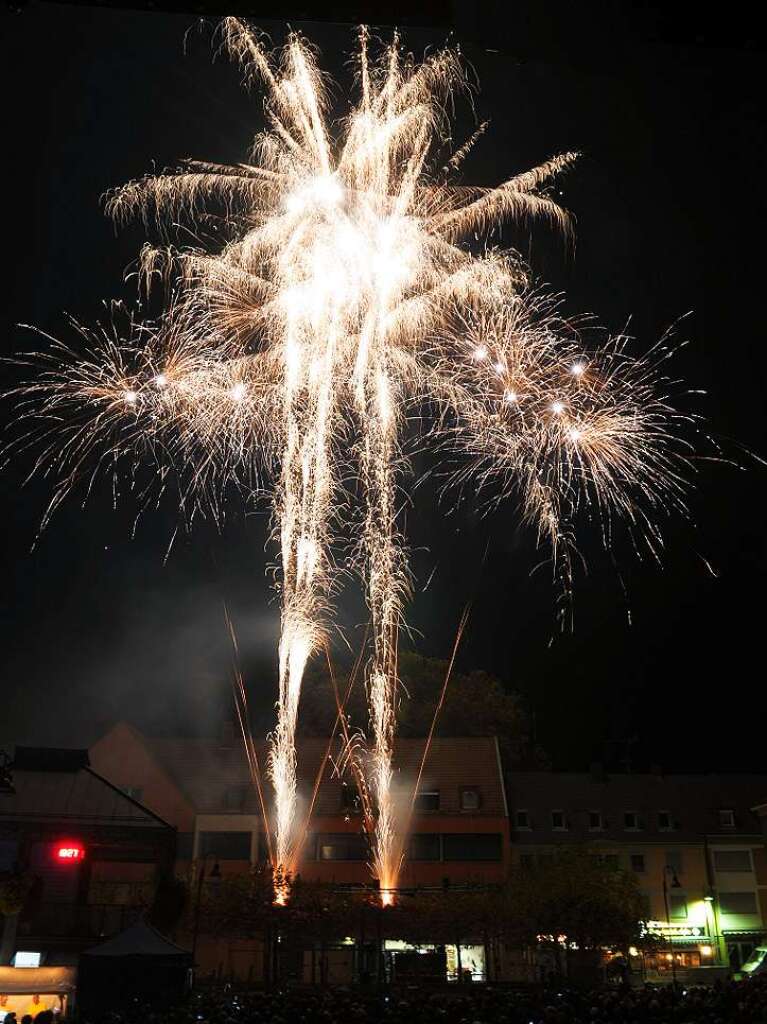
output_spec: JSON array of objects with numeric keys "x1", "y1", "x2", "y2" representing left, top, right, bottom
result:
[
  {"x1": 506, "y1": 769, "x2": 767, "y2": 978},
  {"x1": 0, "y1": 747, "x2": 175, "y2": 1014},
  {"x1": 89, "y1": 723, "x2": 510, "y2": 982}
]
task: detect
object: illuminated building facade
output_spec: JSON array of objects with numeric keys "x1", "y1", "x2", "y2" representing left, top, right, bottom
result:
[
  {"x1": 507, "y1": 769, "x2": 767, "y2": 980},
  {"x1": 90, "y1": 724, "x2": 510, "y2": 983},
  {"x1": 0, "y1": 747, "x2": 175, "y2": 1013}
]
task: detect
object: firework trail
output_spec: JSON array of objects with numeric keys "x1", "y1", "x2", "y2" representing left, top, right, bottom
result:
[{"x1": 6, "y1": 19, "x2": 696, "y2": 898}]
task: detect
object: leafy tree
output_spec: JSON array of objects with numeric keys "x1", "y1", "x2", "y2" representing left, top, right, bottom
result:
[
  {"x1": 505, "y1": 848, "x2": 648, "y2": 959},
  {"x1": 297, "y1": 651, "x2": 547, "y2": 766}
]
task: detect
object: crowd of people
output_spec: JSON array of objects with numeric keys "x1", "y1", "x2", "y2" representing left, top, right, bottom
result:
[{"x1": 7, "y1": 978, "x2": 764, "y2": 1024}]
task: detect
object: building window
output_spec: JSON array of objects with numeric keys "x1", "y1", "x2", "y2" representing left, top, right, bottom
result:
[
  {"x1": 515, "y1": 810, "x2": 530, "y2": 830},
  {"x1": 713, "y1": 850, "x2": 752, "y2": 873},
  {"x1": 460, "y1": 787, "x2": 481, "y2": 812},
  {"x1": 341, "y1": 784, "x2": 362, "y2": 812},
  {"x1": 551, "y1": 810, "x2": 567, "y2": 831},
  {"x1": 624, "y1": 811, "x2": 641, "y2": 831},
  {"x1": 122, "y1": 785, "x2": 143, "y2": 802},
  {"x1": 719, "y1": 809, "x2": 736, "y2": 828},
  {"x1": 199, "y1": 831, "x2": 251, "y2": 860},
  {"x1": 410, "y1": 833, "x2": 440, "y2": 861},
  {"x1": 630, "y1": 854, "x2": 645, "y2": 873},
  {"x1": 658, "y1": 810, "x2": 674, "y2": 831},
  {"x1": 666, "y1": 850, "x2": 684, "y2": 875},
  {"x1": 720, "y1": 892, "x2": 758, "y2": 915},
  {"x1": 588, "y1": 811, "x2": 603, "y2": 831},
  {"x1": 317, "y1": 833, "x2": 368, "y2": 861},
  {"x1": 669, "y1": 892, "x2": 688, "y2": 919},
  {"x1": 223, "y1": 784, "x2": 248, "y2": 810},
  {"x1": 520, "y1": 853, "x2": 535, "y2": 869},
  {"x1": 442, "y1": 833, "x2": 502, "y2": 861},
  {"x1": 414, "y1": 790, "x2": 440, "y2": 812},
  {"x1": 592, "y1": 853, "x2": 619, "y2": 871}
]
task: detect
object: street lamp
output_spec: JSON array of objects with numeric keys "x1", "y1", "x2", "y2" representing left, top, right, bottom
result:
[
  {"x1": 190, "y1": 852, "x2": 221, "y2": 979},
  {"x1": 662, "y1": 865, "x2": 682, "y2": 989}
]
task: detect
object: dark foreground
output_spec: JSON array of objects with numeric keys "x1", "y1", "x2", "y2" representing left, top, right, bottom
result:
[{"x1": 68, "y1": 978, "x2": 767, "y2": 1024}]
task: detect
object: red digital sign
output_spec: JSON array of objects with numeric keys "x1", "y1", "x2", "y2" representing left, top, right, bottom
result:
[{"x1": 55, "y1": 842, "x2": 85, "y2": 862}]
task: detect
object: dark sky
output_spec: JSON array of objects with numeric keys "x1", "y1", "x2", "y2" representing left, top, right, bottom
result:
[{"x1": 2, "y1": 2, "x2": 765, "y2": 772}]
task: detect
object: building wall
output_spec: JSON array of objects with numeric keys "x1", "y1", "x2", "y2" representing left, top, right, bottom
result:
[{"x1": 89, "y1": 723, "x2": 196, "y2": 832}]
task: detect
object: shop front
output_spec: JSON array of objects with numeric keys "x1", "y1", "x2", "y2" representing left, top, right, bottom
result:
[
  {"x1": 383, "y1": 940, "x2": 486, "y2": 983},
  {"x1": 635, "y1": 921, "x2": 722, "y2": 982},
  {"x1": 0, "y1": 966, "x2": 76, "y2": 1016}
]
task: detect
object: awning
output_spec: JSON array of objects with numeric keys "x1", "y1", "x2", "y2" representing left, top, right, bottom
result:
[{"x1": 0, "y1": 966, "x2": 76, "y2": 995}]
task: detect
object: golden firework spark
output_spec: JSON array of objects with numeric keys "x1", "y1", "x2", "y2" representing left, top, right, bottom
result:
[{"x1": 7, "y1": 19, "x2": 695, "y2": 899}]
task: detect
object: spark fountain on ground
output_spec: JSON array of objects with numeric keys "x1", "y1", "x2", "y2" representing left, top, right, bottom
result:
[{"x1": 8, "y1": 19, "x2": 696, "y2": 901}]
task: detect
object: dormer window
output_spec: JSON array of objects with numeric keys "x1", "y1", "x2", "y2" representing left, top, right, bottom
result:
[
  {"x1": 588, "y1": 811, "x2": 603, "y2": 831},
  {"x1": 341, "y1": 783, "x2": 361, "y2": 813},
  {"x1": 719, "y1": 809, "x2": 735, "y2": 829},
  {"x1": 460, "y1": 787, "x2": 481, "y2": 811},
  {"x1": 658, "y1": 810, "x2": 674, "y2": 831},
  {"x1": 414, "y1": 790, "x2": 440, "y2": 812},
  {"x1": 624, "y1": 811, "x2": 641, "y2": 831},
  {"x1": 515, "y1": 810, "x2": 530, "y2": 830}
]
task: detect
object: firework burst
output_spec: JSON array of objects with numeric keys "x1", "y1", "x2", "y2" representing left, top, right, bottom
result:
[{"x1": 6, "y1": 19, "x2": 695, "y2": 898}]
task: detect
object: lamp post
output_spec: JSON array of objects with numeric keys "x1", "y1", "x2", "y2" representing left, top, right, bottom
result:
[
  {"x1": 190, "y1": 852, "x2": 221, "y2": 981},
  {"x1": 662, "y1": 866, "x2": 682, "y2": 989}
]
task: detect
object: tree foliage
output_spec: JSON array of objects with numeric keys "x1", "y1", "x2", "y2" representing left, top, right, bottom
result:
[
  {"x1": 505, "y1": 848, "x2": 649, "y2": 952},
  {"x1": 297, "y1": 652, "x2": 546, "y2": 766}
]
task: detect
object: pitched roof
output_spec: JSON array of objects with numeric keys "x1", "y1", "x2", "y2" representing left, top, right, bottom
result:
[
  {"x1": 0, "y1": 761, "x2": 171, "y2": 831},
  {"x1": 143, "y1": 734, "x2": 507, "y2": 817},
  {"x1": 506, "y1": 771, "x2": 767, "y2": 843},
  {"x1": 83, "y1": 921, "x2": 189, "y2": 958}
]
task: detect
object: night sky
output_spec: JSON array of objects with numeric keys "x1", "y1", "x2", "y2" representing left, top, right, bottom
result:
[{"x1": 2, "y1": 2, "x2": 765, "y2": 772}]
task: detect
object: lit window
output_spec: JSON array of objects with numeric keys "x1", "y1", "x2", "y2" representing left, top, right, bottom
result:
[
  {"x1": 414, "y1": 790, "x2": 440, "y2": 812},
  {"x1": 588, "y1": 811, "x2": 603, "y2": 830},
  {"x1": 515, "y1": 810, "x2": 530, "y2": 830},
  {"x1": 630, "y1": 854, "x2": 645, "y2": 873},
  {"x1": 551, "y1": 810, "x2": 567, "y2": 831},
  {"x1": 719, "y1": 809, "x2": 736, "y2": 829},
  {"x1": 624, "y1": 811, "x2": 641, "y2": 831},
  {"x1": 460, "y1": 787, "x2": 481, "y2": 812},
  {"x1": 317, "y1": 833, "x2": 368, "y2": 861},
  {"x1": 669, "y1": 892, "x2": 688, "y2": 919}
]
